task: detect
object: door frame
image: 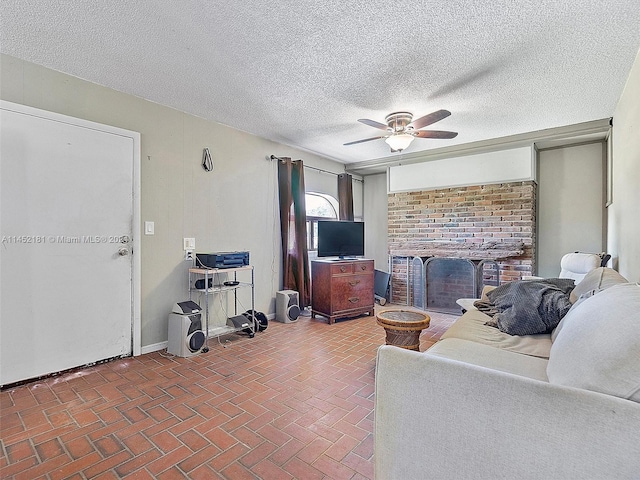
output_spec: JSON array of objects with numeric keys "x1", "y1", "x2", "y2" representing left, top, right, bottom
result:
[{"x1": 1, "y1": 100, "x2": 142, "y2": 356}]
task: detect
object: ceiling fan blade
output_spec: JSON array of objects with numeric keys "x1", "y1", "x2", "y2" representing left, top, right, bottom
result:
[
  {"x1": 409, "y1": 109, "x2": 451, "y2": 129},
  {"x1": 358, "y1": 119, "x2": 389, "y2": 131},
  {"x1": 344, "y1": 136, "x2": 385, "y2": 146},
  {"x1": 413, "y1": 130, "x2": 458, "y2": 139}
]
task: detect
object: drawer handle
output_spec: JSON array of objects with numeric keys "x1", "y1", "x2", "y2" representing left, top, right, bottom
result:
[
  {"x1": 348, "y1": 297, "x2": 360, "y2": 303},
  {"x1": 349, "y1": 280, "x2": 360, "y2": 286},
  {"x1": 340, "y1": 266, "x2": 347, "y2": 273},
  {"x1": 360, "y1": 265, "x2": 367, "y2": 270}
]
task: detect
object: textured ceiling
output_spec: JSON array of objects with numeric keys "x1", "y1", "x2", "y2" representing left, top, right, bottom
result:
[{"x1": 2, "y1": 1, "x2": 640, "y2": 165}]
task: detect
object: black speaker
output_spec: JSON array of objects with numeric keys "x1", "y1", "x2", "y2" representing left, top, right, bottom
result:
[
  {"x1": 167, "y1": 313, "x2": 205, "y2": 357},
  {"x1": 276, "y1": 290, "x2": 300, "y2": 323},
  {"x1": 243, "y1": 310, "x2": 268, "y2": 332}
]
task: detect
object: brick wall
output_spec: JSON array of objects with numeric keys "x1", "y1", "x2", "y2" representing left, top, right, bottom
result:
[{"x1": 388, "y1": 181, "x2": 537, "y2": 303}]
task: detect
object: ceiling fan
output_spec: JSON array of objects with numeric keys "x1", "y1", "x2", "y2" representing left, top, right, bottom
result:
[{"x1": 344, "y1": 109, "x2": 458, "y2": 152}]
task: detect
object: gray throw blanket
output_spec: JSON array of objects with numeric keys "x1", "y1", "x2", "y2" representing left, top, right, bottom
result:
[{"x1": 474, "y1": 278, "x2": 575, "y2": 335}]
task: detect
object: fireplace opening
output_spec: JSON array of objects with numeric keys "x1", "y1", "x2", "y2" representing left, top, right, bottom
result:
[
  {"x1": 425, "y1": 258, "x2": 477, "y2": 314},
  {"x1": 402, "y1": 257, "x2": 502, "y2": 314}
]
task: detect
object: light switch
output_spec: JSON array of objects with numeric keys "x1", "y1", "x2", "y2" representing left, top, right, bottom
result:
[
  {"x1": 145, "y1": 221, "x2": 154, "y2": 235},
  {"x1": 183, "y1": 238, "x2": 196, "y2": 250}
]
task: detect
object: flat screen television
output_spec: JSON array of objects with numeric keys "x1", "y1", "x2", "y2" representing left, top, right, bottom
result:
[{"x1": 317, "y1": 220, "x2": 364, "y2": 258}]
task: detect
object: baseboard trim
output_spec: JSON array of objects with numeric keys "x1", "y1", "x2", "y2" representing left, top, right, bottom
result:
[
  {"x1": 140, "y1": 341, "x2": 168, "y2": 355},
  {"x1": 140, "y1": 313, "x2": 280, "y2": 355}
]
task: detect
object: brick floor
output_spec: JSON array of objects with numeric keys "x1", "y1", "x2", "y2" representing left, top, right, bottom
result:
[{"x1": 0, "y1": 306, "x2": 456, "y2": 479}]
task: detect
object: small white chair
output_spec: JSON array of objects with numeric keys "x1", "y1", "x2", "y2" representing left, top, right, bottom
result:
[
  {"x1": 557, "y1": 252, "x2": 605, "y2": 283},
  {"x1": 527, "y1": 252, "x2": 607, "y2": 284}
]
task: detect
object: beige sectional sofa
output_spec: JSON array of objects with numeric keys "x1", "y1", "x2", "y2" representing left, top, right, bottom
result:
[{"x1": 374, "y1": 268, "x2": 640, "y2": 479}]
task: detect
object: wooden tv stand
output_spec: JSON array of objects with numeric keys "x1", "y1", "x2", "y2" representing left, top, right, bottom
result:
[{"x1": 311, "y1": 258, "x2": 375, "y2": 324}]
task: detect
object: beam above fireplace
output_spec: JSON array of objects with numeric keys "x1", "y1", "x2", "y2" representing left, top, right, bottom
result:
[{"x1": 389, "y1": 240, "x2": 525, "y2": 260}]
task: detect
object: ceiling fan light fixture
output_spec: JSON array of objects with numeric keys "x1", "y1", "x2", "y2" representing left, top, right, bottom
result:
[{"x1": 385, "y1": 133, "x2": 414, "y2": 152}]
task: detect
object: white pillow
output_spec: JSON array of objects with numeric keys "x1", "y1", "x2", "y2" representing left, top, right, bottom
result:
[
  {"x1": 547, "y1": 283, "x2": 640, "y2": 403},
  {"x1": 569, "y1": 267, "x2": 627, "y2": 303},
  {"x1": 551, "y1": 290, "x2": 596, "y2": 343}
]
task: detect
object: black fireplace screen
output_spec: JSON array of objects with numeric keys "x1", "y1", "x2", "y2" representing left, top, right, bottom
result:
[
  {"x1": 402, "y1": 256, "x2": 501, "y2": 313},
  {"x1": 410, "y1": 256, "x2": 428, "y2": 309},
  {"x1": 424, "y1": 258, "x2": 476, "y2": 314}
]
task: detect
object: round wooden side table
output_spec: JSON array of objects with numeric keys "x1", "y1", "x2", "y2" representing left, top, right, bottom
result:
[{"x1": 376, "y1": 310, "x2": 431, "y2": 351}]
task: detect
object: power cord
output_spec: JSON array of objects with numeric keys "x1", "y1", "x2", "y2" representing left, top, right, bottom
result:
[{"x1": 217, "y1": 336, "x2": 230, "y2": 348}]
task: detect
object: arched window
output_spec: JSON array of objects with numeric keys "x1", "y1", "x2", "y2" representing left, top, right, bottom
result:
[{"x1": 305, "y1": 192, "x2": 338, "y2": 251}]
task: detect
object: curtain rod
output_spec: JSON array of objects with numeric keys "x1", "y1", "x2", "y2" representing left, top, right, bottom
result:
[{"x1": 268, "y1": 155, "x2": 363, "y2": 183}]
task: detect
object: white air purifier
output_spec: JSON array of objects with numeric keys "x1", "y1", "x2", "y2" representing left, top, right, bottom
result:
[
  {"x1": 167, "y1": 312, "x2": 206, "y2": 357},
  {"x1": 275, "y1": 290, "x2": 301, "y2": 323}
]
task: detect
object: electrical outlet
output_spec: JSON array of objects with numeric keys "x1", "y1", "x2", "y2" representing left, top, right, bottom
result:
[
  {"x1": 185, "y1": 250, "x2": 193, "y2": 261},
  {"x1": 183, "y1": 238, "x2": 195, "y2": 250}
]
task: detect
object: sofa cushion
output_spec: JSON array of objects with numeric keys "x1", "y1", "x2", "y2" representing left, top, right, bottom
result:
[
  {"x1": 552, "y1": 268, "x2": 627, "y2": 342},
  {"x1": 427, "y1": 338, "x2": 549, "y2": 381},
  {"x1": 569, "y1": 267, "x2": 628, "y2": 303},
  {"x1": 551, "y1": 292, "x2": 593, "y2": 342},
  {"x1": 440, "y1": 309, "x2": 552, "y2": 358},
  {"x1": 547, "y1": 283, "x2": 640, "y2": 403}
]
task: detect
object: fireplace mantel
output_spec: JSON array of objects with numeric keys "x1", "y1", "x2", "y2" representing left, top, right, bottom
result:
[{"x1": 389, "y1": 240, "x2": 525, "y2": 260}]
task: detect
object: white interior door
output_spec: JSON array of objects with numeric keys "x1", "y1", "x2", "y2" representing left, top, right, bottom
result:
[{"x1": 1, "y1": 102, "x2": 139, "y2": 386}]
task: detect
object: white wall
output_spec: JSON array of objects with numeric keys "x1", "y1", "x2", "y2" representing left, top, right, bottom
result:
[
  {"x1": 363, "y1": 173, "x2": 389, "y2": 272},
  {"x1": 388, "y1": 146, "x2": 534, "y2": 193},
  {"x1": 537, "y1": 142, "x2": 605, "y2": 277},
  {"x1": 610, "y1": 47, "x2": 640, "y2": 282},
  {"x1": 0, "y1": 54, "x2": 346, "y2": 348}
]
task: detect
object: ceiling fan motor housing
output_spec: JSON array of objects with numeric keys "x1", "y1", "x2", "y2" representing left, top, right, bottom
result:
[{"x1": 385, "y1": 112, "x2": 414, "y2": 132}]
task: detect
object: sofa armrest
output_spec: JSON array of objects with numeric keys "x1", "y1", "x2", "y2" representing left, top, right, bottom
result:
[
  {"x1": 375, "y1": 345, "x2": 640, "y2": 480},
  {"x1": 455, "y1": 297, "x2": 478, "y2": 312}
]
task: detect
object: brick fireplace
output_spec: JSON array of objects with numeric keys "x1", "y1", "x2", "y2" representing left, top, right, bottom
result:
[{"x1": 388, "y1": 181, "x2": 536, "y2": 307}]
